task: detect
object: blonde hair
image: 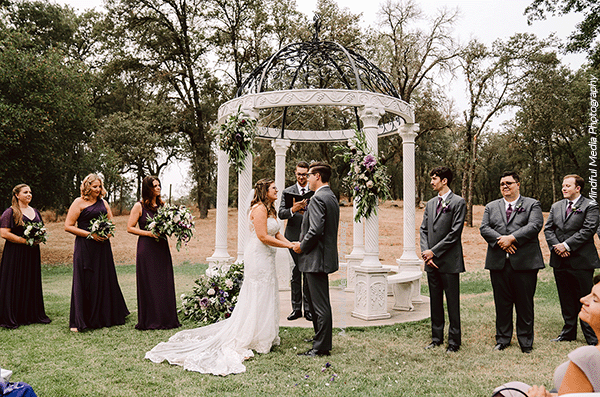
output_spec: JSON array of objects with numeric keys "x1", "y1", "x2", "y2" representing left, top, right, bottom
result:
[
  {"x1": 11, "y1": 184, "x2": 29, "y2": 226},
  {"x1": 80, "y1": 174, "x2": 107, "y2": 200}
]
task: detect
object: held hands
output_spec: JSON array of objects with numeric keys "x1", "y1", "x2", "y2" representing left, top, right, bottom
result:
[
  {"x1": 497, "y1": 235, "x2": 517, "y2": 254},
  {"x1": 89, "y1": 232, "x2": 108, "y2": 242},
  {"x1": 553, "y1": 243, "x2": 571, "y2": 258},
  {"x1": 291, "y1": 241, "x2": 302, "y2": 253}
]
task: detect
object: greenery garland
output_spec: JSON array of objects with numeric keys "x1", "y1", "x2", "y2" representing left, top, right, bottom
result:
[
  {"x1": 335, "y1": 129, "x2": 392, "y2": 222},
  {"x1": 217, "y1": 108, "x2": 257, "y2": 173}
]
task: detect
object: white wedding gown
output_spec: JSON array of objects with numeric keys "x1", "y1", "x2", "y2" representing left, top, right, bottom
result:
[{"x1": 145, "y1": 215, "x2": 280, "y2": 376}]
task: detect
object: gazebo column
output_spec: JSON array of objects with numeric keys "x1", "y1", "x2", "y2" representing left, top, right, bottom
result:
[
  {"x1": 207, "y1": 149, "x2": 233, "y2": 267},
  {"x1": 395, "y1": 123, "x2": 423, "y2": 303},
  {"x1": 272, "y1": 138, "x2": 292, "y2": 291},
  {"x1": 235, "y1": 154, "x2": 253, "y2": 264},
  {"x1": 352, "y1": 105, "x2": 390, "y2": 321},
  {"x1": 344, "y1": 208, "x2": 363, "y2": 292}
]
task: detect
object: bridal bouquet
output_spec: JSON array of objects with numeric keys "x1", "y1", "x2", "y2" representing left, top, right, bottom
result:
[
  {"x1": 217, "y1": 107, "x2": 257, "y2": 173},
  {"x1": 335, "y1": 129, "x2": 392, "y2": 222},
  {"x1": 87, "y1": 213, "x2": 115, "y2": 239},
  {"x1": 180, "y1": 262, "x2": 244, "y2": 325},
  {"x1": 146, "y1": 205, "x2": 194, "y2": 251},
  {"x1": 23, "y1": 221, "x2": 48, "y2": 246}
]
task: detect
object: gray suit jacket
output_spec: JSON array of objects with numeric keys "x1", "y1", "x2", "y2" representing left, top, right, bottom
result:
[
  {"x1": 419, "y1": 192, "x2": 466, "y2": 274},
  {"x1": 544, "y1": 196, "x2": 600, "y2": 270},
  {"x1": 298, "y1": 185, "x2": 339, "y2": 274},
  {"x1": 278, "y1": 184, "x2": 306, "y2": 241},
  {"x1": 480, "y1": 196, "x2": 544, "y2": 271}
]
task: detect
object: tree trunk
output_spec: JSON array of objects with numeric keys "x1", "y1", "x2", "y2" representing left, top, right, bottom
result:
[{"x1": 466, "y1": 134, "x2": 479, "y2": 227}]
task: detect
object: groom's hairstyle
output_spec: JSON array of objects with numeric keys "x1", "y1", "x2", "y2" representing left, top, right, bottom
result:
[
  {"x1": 430, "y1": 167, "x2": 453, "y2": 185},
  {"x1": 309, "y1": 162, "x2": 332, "y2": 183}
]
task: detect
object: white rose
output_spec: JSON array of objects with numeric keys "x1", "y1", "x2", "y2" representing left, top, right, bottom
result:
[
  {"x1": 366, "y1": 180, "x2": 374, "y2": 188},
  {"x1": 225, "y1": 279, "x2": 234, "y2": 289},
  {"x1": 207, "y1": 288, "x2": 215, "y2": 295},
  {"x1": 173, "y1": 214, "x2": 181, "y2": 223}
]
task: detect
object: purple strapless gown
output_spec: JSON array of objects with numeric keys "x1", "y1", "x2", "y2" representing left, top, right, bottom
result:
[
  {"x1": 135, "y1": 205, "x2": 180, "y2": 330},
  {"x1": 0, "y1": 208, "x2": 50, "y2": 329},
  {"x1": 69, "y1": 199, "x2": 129, "y2": 330}
]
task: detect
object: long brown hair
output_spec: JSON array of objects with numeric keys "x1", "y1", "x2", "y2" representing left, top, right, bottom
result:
[
  {"x1": 141, "y1": 176, "x2": 165, "y2": 211},
  {"x1": 11, "y1": 184, "x2": 29, "y2": 226},
  {"x1": 250, "y1": 178, "x2": 276, "y2": 217}
]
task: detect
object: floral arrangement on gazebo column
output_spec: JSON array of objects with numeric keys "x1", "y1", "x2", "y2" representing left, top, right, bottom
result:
[
  {"x1": 336, "y1": 129, "x2": 392, "y2": 222},
  {"x1": 217, "y1": 107, "x2": 257, "y2": 173}
]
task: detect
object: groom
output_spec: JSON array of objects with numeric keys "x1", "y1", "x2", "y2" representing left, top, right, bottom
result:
[{"x1": 292, "y1": 162, "x2": 339, "y2": 357}]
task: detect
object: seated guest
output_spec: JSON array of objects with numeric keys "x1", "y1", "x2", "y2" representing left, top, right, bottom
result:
[{"x1": 493, "y1": 275, "x2": 600, "y2": 396}]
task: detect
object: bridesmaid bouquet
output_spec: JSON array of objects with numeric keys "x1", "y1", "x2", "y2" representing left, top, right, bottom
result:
[
  {"x1": 23, "y1": 222, "x2": 48, "y2": 246},
  {"x1": 180, "y1": 262, "x2": 244, "y2": 325},
  {"x1": 146, "y1": 205, "x2": 194, "y2": 251},
  {"x1": 87, "y1": 213, "x2": 115, "y2": 239}
]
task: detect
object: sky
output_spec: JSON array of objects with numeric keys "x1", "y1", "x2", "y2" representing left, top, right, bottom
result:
[{"x1": 58, "y1": 0, "x2": 588, "y2": 197}]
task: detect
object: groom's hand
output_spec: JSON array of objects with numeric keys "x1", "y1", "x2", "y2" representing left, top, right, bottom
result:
[{"x1": 292, "y1": 242, "x2": 302, "y2": 253}]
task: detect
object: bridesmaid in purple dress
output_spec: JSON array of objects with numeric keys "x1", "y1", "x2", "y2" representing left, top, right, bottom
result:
[
  {"x1": 0, "y1": 184, "x2": 50, "y2": 328},
  {"x1": 64, "y1": 174, "x2": 129, "y2": 332},
  {"x1": 127, "y1": 176, "x2": 180, "y2": 330}
]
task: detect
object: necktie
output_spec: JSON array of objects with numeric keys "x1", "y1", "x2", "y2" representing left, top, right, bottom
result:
[
  {"x1": 300, "y1": 188, "x2": 305, "y2": 196},
  {"x1": 436, "y1": 197, "x2": 442, "y2": 215},
  {"x1": 506, "y1": 203, "x2": 513, "y2": 222},
  {"x1": 566, "y1": 201, "x2": 573, "y2": 217}
]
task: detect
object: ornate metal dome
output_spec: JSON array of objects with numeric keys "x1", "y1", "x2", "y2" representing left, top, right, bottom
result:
[{"x1": 237, "y1": 19, "x2": 399, "y2": 98}]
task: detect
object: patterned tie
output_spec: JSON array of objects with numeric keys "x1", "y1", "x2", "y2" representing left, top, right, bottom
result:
[
  {"x1": 436, "y1": 197, "x2": 442, "y2": 215},
  {"x1": 506, "y1": 203, "x2": 513, "y2": 222},
  {"x1": 566, "y1": 201, "x2": 573, "y2": 217}
]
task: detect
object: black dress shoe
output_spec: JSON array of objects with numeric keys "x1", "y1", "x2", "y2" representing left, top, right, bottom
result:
[
  {"x1": 304, "y1": 312, "x2": 313, "y2": 321},
  {"x1": 521, "y1": 346, "x2": 532, "y2": 354},
  {"x1": 446, "y1": 345, "x2": 460, "y2": 353},
  {"x1": 551, "y1": 335, "x2": 575, "y2": 342},
  {"x1": 424, "y1": 342, "x2": 442, "y2": 350},
  {"x1": 493, "y1": 343, "x2": 509, "y2": 351},
  {"x1": 287, "y1": 310, "x2": 302, "y2": 321},
  {"x1": 298, "y1": 348, "x2": 330, "y2": 357}
]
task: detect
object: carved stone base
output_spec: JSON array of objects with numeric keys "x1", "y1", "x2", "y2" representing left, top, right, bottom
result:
[
  {"x1": 343, "y1": 254, "x2": 364, "y2": 292},
  {"x1": 276, "y1": 247, "x2": 292, "y2": 291},
  {"x1": 351, "y1": 266, "x2": 391, "y2": 320},
  {"x1": 206, "y1": 254, "x2": 233, "y2": 267}
]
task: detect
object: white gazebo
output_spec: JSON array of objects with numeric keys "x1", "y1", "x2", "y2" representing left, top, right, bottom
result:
[{"x1": 207, "y1": 23, "x2": 422, "y2": 320}]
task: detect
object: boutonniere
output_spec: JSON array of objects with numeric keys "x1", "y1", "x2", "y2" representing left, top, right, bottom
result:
[
  {"x1": 571, "y1": 204, "x2": 583, "y2": 214},
  {"x1": 441, "y1": 200, "x2": 451, "y2": 213},
  {"x1": 514, "y1": 202, "x2": 526, "y2": 213}
]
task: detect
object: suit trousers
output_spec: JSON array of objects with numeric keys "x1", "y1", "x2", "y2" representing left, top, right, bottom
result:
[
  {"x1": 304, "y1": 272, "x2": 332, "y2": 351},
  {"x1": 427, "y1": 270, "x2": 461, "y2": 346},
  {"x1": 490, "y1": 261, "x2": 538, "y2": 348},
  {"x1": 288, "y1": 249, "x2": 309, "y2": 313},
  {"x1": 553, "y1": 267, "x2": 597, "y2": 344}
]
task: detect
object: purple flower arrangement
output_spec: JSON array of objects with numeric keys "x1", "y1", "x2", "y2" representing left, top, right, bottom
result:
[
  {"x1": 180, "y1": 262, "x2": 244, "y2": 325},
  {"x1": 335, "y1": 129, "x2": 392, "y2": 222},
  {"x1": 146, "y1": 204, "x2": 194, "y2": 251},
  {"x1": 217, "y1": 107, "x2": 257, "y2": 173}
]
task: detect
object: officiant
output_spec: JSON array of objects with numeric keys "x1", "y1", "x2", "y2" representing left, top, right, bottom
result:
[{"x1": 278, "y1": 161, "x2": 313, "y2": 321}]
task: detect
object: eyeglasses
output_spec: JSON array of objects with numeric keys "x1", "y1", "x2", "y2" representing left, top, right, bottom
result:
[
  {"x1": 296, "y1": 173, "x2": 308, "y2": 177},
  {"x1": 500, "y1": 182, "x2": 515, "y2": 187}
]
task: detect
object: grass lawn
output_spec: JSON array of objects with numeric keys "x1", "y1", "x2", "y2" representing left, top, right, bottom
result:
[{"x1": 0, "y1": 263, "x2": 585, "y2": 396}]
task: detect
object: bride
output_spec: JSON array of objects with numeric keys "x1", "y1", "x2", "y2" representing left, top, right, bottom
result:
[{"x1": 145, "y1": 178, "x2": 294, "y2": 376}]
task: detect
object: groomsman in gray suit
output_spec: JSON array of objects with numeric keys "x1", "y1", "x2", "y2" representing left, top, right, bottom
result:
[
  {"x1": 544, "y1": 174, "x2": 599, "y2": 345},
  {"x1": 480, "y1": 171, "x2": 544, "y2": 353},
  {"x1": 278, "y1": 161, "x2": 312, "y2": 321},
  {"x1": 293, "y1": 162, "x2": 339, "y2": 357},
  {"x1": 420, "y1": 167, "x2": 466, "y2": 353}
]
